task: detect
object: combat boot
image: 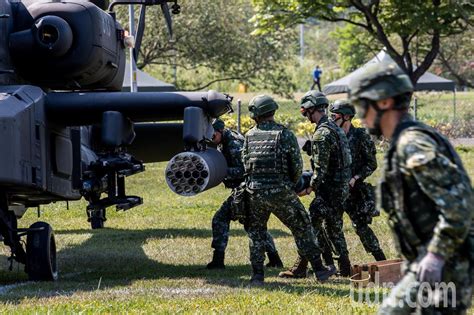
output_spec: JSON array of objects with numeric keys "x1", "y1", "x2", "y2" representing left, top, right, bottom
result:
[
  {"x1": 338, "y1": 254, "x2": 352, "y2": 277},
  {"x1": 327, "y1": 264, "x2": 337, "y2": 274},
  {"x1": 266, "y1": 251, "x2": 284, "y2": 268},
  {"x1": 250, "y1": 263, "x2": 265, "y2": 286},
  {"x1": 372, "y1": 250, "x2": 386, "y2": 261},
  {"x1": 278, "y1": 256, "x2": 308, "y2": 278},
  {"x1": 310, "y1": 258, "x2": 337, "y2": 281},
  {"x1": 206, "y1": 250, "x2": 225, "y2": 269},
  {"x1": 322, "y1": 249, "x2": 334, "y2": 267}
]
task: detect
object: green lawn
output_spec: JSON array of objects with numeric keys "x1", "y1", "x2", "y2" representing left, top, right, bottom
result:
[
  {"x1": 1, "y1": 148, "x2": 473, "y2": 313},
  {"x1": 228, "y1": 91, "x2": 471, "y2": 120},
  {"x1": 225, "y1": 92, "x2": 473, "y2": 137}
]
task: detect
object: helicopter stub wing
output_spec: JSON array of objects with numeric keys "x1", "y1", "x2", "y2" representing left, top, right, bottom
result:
[{"x1": 45, "y1": 90, "x2": 232, "y2": 126}]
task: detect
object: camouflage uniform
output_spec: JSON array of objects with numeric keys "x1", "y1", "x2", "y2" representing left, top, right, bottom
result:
[
  {"x1": 345, "y1": 126, "x2": 385, "y2": 258},
  {"x1": 244, "y1": 120, "x2": 323, "y2": 268},
  {"x1": 377, "y1": 115, "x2": 473, "y2": 314},
  {"x1": 349, "y1": 62, "x2": 473, "y2": 314},
  {"x1": 309, "y1": 115, "x2": 352, "y2": 260},
  {"x1": 211, "y1": 128, "x2": 278, "y2": 254}
]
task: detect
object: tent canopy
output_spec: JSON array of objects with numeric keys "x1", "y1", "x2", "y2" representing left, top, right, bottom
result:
[
  {"x1": 323, "y1": 50, "x2": 455, "y2": 95},
  {"x1": 122, "y1": 63, "x2": 176, "y2": 92}
]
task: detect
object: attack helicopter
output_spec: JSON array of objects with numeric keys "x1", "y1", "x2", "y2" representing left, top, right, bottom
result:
[{"x1": 0, "y1": 0, "x2": 231, "y2": 281}]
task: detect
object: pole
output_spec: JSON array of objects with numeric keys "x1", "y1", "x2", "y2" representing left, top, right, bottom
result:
[
  {"x1": 173, "y1": 51, "x2": 177, "y2": 87},
  {"x1": 129, "y1": 5, "x2": 138, "y2": 93},
  {"x1": 453, "y1": 89, "x2": 456, "y2": 121},
  {"x1": 299, "y1": 24, "x2": 304, "y2": 65},
  {"x1": 413, "y1": 96, "x2": 417, "y2": 121},
  {"x1": 237, "y1": 99, "x2": 241, "y2": 133}
]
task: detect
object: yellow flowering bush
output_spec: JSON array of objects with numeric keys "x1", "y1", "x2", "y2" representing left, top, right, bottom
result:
[
  {"x1": 221, "y1": 115, "x2": 255, "y2": 134},
  {"x1": 295, "y1": 121, "x2": 314, "y2": 139},
  {"x1": 352, "y1": 118, "x2": 363, "y2": 128},
  {"x1": 221, "y1": 113, "x2": 304, "y2": 135},
  {"x1": 221, "y1": 115, "x2": 237, "y2": 130}
]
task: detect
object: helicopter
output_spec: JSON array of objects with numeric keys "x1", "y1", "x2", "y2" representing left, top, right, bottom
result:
[{"x1": 0, "y1": 0, "x2": 231, "y2": 281}]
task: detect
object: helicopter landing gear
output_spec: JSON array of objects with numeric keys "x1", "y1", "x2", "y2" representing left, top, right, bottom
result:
[
  {"x1": 26, "y1": 221, "x2": 58, "y2": 281},
  {"x1": 88, "y1": 208, "x2": 106, "y2": 229},
  {"x1": 0, "y1": 193, "x2": 57, "y2": 281}
]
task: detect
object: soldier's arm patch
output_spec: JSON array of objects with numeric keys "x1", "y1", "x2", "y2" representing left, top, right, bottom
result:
[
  {"x1": 313, "y1": 133, "x2": 324, "y2": 142},
  {"x1": 406, "y1": 151, "x2": 436, "y2": 169},
  {"x1": 313, "y1": 127, "x2": 331, "y2": 142}
]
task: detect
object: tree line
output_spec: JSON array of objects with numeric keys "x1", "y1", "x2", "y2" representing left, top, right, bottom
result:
[{"x1": 118, "y1": 0, "x2": 473, "y2": 94}]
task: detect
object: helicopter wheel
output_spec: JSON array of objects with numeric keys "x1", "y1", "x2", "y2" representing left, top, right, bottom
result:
[
  {"x1": 26, "y1": 221, "x2": 58, "y2": 281},
  {"x1": 90, "y1": 208, "x2": 106, "y2": 230}
]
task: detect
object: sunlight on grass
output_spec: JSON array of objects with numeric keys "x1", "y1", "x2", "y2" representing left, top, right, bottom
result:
[{"x1": 0, "y1": 148, "x2": 472, "y2": 313}]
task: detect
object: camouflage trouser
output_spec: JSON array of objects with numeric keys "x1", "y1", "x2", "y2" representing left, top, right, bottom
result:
[
  {"x1": 345, "y1": 186, "x2": 383, "y2": 254},
  {"x1": 246, "y1": 188, "x2": 322, "y2": 265},
  {"x1": 379, "y1": 256, "x2": 472, "y2": 315},
  {"x1": 308, "y1": 186, "x2": 349, "y2": 257},
  {"x1": 211, "y1": 193, "x2": 278, "y2": 254}
]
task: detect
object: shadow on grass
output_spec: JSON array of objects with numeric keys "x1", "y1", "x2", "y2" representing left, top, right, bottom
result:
[
  {"x1": 54, "y1": 227, "x2": 291, "y2": 238},
  {"x1": 0, "y1": 227, "x2": 352, "y2": 304}
]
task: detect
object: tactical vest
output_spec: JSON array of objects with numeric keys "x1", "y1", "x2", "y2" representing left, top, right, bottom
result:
[
  {"x1": 245, "y1": 129, "x2": 289, "y2": 189},
  {"x1": 380, "y1": 120, "x2": 473, "y2": 262},
  {"x1": 315, "y1": 121, "x2": 352, "y2": 182}
]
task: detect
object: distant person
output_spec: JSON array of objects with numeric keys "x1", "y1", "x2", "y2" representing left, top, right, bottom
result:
[{"x1": 311, "y1": 65, "x2": 322, "y2": 91}]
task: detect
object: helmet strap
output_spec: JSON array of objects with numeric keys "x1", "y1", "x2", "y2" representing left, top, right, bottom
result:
[{"x1": 368, "y1": 102, "x2": 385, "y2": 137}]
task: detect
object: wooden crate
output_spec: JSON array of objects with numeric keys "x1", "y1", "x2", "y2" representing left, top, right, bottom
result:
[{"x1": 350, "y1": 259, "x2": 404, "y2": 288}]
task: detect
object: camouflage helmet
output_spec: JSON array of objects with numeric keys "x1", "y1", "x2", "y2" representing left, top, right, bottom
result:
[
  {"x1": 329, "y1": 99, "x2": 356, "y2": 116},
  {"x1": 212, "y1": 118, "x2": 225, "y2": 131},
  {"x1": 349, "y1": 62, "x2": 413, "y2": 108},
  {"x1": 248, "y1": 95, "x2": 279, "y2": 119},
  {"x1": 300, "y1": 91, "x2": 329, "y2": 111}
]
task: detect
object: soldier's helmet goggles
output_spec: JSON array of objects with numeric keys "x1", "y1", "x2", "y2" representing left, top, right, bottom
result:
[
  {"x1": 351, "y1": 98, "x2": 373, "y2": 119},
  {"x1": 330, "y1": 112, "x2": 342, "y2": 121},
  {"x1": 300, "y1": 106, "x2": 327, "y2": 118}
]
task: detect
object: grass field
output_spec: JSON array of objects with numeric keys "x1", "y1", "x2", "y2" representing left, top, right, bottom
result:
[
  {"x1": 1, "y1": 147, "x2": 473, "y2": 313},
  {"x1": 227, "y1": 91, "x2": 471, "y2": 120},
  {"x1": 225, "y1": 91, "x2": 473, "y2": 138}
]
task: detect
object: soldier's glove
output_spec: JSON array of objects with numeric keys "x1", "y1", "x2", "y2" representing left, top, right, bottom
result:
[
  {"x1": 349, "y1": 175, "x2": 360, "y2": 188},
  {"x1": 302, "y1": 140, "x2": 312, "y2": 156},
  {"x1": 297, "y1": 187, "x2": 312, "y2": 197},
  {"x1": 416, "y1": 252, "x2": 445, "y2": 285}
]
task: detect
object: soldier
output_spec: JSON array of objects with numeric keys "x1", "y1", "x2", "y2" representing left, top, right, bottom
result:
[
  {"x1": 349, "y1": 62, "x2": 473, "y2": 314},
  {"x1": 280, "y1": 91, "x2": 352, "y2": 278},
  {"x1": 206, "y1": 119, "x2": 283, "y2": 270},
  {"x1": 329, "y1": 100, "x2": 386, "y2": 261},
  {"x1": 243, "y1": 95, "x2": 336, "y2": 285}
]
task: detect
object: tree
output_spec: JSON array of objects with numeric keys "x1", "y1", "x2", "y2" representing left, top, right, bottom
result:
[
  {"x1": 251, "y1": 0, "x2": 473, "y2": 84},
  {"x1": 330, "y1": 23, "x2": 383, "y2": 73},
  {"x1": 436, "y1": 26, "x2": 473, "y2": 88},
  {"x1": 117, "y1": 0, "x2": 297, "y2": 94}
]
